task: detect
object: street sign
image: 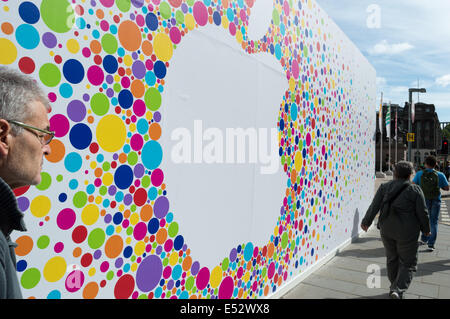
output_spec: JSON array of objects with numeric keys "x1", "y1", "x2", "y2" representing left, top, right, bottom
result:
[{"x1": 407, "y1": 133, "x2": 415, "y2": 142}]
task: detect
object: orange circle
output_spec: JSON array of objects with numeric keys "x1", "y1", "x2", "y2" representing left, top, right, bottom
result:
[
  {"x1": 118, "y1": 153, "x2": 127, "y2": 163},
  {"x1": 118, "y1": 20, "x2": 142, "y2": 52},
  {"x1": 267, "y1": 243, "x2": 274, "y2": 258},
  {"x1": 73, "y1": 247, "x2": 82, "y2": 258},
  {"x1": 141, "y1": 40, "x2": 153, "y2": 56},
  {"x1": 156, "y1": 228, "x2": 167, "y2": 245},
  {"x1": 149, "y1": 123, "x2": 161, "y2": 140},
  {"x1": 96, "y1": 9, "x2": 104, "y2": 19},
  {"x1": 45, "y1": 139, "x2": 65, "y2": 163},
  {"x1": 87, "y1": 115, "x2": 94, "y2": 124},
  {"x1": 130, "y1": 79, "x2": 145, "y2": 98},
  {"x1": 83, "y1": 282, "x2": 99, "y2": 299},
  {"x1": 94, "y1": 168, "x2": 103, "y2": 177},
  {"x1": 90, "y1": 40, "x2": 102, "y2": 54},
  {"x1": 1, "y1": 22, "x2": 13, "y2": 35},
  {"x1": 126, "y1": 68, "x2": 132, "y2": 76},
  {"x1": 15, "y1": 236, "x2": 33, "y2": 256},
  {"x1": 105, "y1": 235, "x2": 124, "y2": 259},
  {"x1": 140, "y1": 204, "x2": 153, "y2": 222},
  {"x1": 123, "y1": 209, "x2": 131, "y2": 219},
  {"x1": 182, "y1": 255, "x2": 192, "y2": 271}
]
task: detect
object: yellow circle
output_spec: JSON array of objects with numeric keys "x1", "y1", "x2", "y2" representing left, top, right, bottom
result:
[
  {"x1": 130, "y1": 213, "x2": 139, "y2": 226},
  {"x1": 43, "y1": 257, "x2": 67, "y2": 282},
  {"x1": 0, "y1": 38, "x2": 17, "y2": 65},
  {"x1": 30, "y1": 196, "x2": 51, "y2": 218},
  {"x1": 185, "y1": 14, "x2": 195, "y2": 31},
  {"x1": 153, "y1": 33, "x2": 173, "y2": 62},
  {"x1": 294, "y1": 151, "x2": 303, "y2": 171},
  {"x1": 81, "y1": 204, "x2": 99, "y2": 226},
  {"x1": 123, "y1": 55, "x2": 133, "y2": 66},
  {"x1": 89, "y1": 268, "x2": 96, "y2": 276},
  {"x1": 96, "y1": 114, "x2": 126, "y2": 153},
  {"x1": 102, "y1": 172, "x2": 113, "y2": 186},
  {"x1": 169, "y1": 252, "x2": 178, "y2": 266},
  {"x1": 67, "y1": 39, "x2": 80, "y2": 54},
  {"x1": 210, "y1": 266, "x2": 223, "y2": 288},
  {"x1": 134, "y1": 241, "x2": 145, "y2": 256}
]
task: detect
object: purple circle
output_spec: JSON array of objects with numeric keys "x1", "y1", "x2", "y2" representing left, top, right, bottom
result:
[
  {"x1": 106, "y1": 88, "x2": 114, "y2": 98},
  {"x1": 229, "y1": 248, "x2": 237, "y2": 262},
  {"x1": 153, "y1": 196, "x2": 169, "y2": 219},
  {"x1": 83, "y1": 94, "x2": 90, "y2": 102},
  {"x1": 181, "y1": 3, "x2": 188, "y2": 13},
  {"x1": 106, "y1": 74, "x2": 114, "y2": 84},
  {"x1": 108, "y1": 185, "x2": 117, "y2": 196},
  {"x1": 191, "y1": 261, "x2": 200, "y2": 276},
  {"x1": 17, "y1": 197, "x2": 30, "y2": 212},
  {"x1": 94, "y1": 250, "x2": 102, "y2": 259},
  {"x1": 104, "y1": 214, "x2": 112, "y2": 223},
  {"x1": 133, "y1": 164, "x2": 145, "y2": 178},
  {"x1": 42, "y1": 32, "x2": 57, "y2": 48},
  {"x1": 153, "y1": 111, "x2": 161, "y2": 122},
  {"x1": 155, "y1": 245, "x2": 162, "y2": 255},
  {"x1": 132, "y1": 61, "x2": 146, "y2": 79},
  {"x1": 131, "y1": 0, "x2": 144, "y2": 8},
  {"x1": 136, "y1": 255, "x2": 162, "y2": 292},
  {"x1": 115, "y1": 258, "x2": 123, "y2": 268},
  {"x1": 67, "y1": 100, "x2": 87, "y2": 122},
  {"x1": 56, "y1": 208, "x2": 76, "y2": 230},
  {"x1": 123, "y1": 194, "x2": 133, "y2": 206}
]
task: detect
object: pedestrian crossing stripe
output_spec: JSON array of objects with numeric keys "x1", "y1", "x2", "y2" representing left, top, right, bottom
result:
[{"x1": 441, "y1": 201, "x2": 450, "y2": 225}]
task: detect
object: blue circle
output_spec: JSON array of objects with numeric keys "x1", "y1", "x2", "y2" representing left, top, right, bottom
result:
[
  {"x1": 141, "y1": 141, "x2": 163, "y2": 170},
  {"x1": 106, "y1": 225, "x2": 115, "y2": 236},
  {"x1": 113, "y1": 212, "x2": 123, "y2": 225},
  {"x1": 213, "y1": 11, "x2": 221, "y2": 25},
  {"x1": 123, "y1": 246, "x2": 133, "y2": 258},
  {"x1": 69, "y1": 123, "x2": 92, "y2": 150},
  {"x1": 47, "y1": 290, "x2": 61, "y2": 299},
  {"x1": 69, "y1": 179, "x2": 78, "y2": 190},
  {"x1": 19, "y1": 2, "x2": 40, "y2": 24},
  {"x1": 16, "y1": 260, "x2": 27, "y2": 272},
  {"x1": 59, "y1": 83, "x2": 73, "y2": 98},
  {"x1": 58, "y1": 193, "x2": 67, "y2": 202},
  {"x1": 226, "y1": 8, "x2": 234, "y2": 22},
  {"x1": 118, "y1": 89, "x2": 133, "y2": 109},
  {"x1": 153, "y1": 61, "x2": 166, "y2": 79},
  {"x1": 110, "y1": 25, "x2": 118, "y2": 34},
  {"x1": 172, "y1": 265, "x2": 182, "y2": 280},
  {"x1": 63, "y1": 59, "x2": 85, "y2": 84},
  {"x1": 114, "y1": 165, "x2": 133, "y2": 190},
  {"x1": 291, "y1": 103, "x2": 298, "y2": 121},
  {"x1": 64, "y1": 152, "x2": 82, "y2": 173},
  {"x1": 137, "y1": 118, "x2": 149, "y2": 135},
  {"x1": 76, "y1": 17, "x2": 86, "y2": 29},
  {"x1": 145, "y1": 71, "x2": 156, "y2": 86},
  {"x1": 174, "y1": 235, "x2": 184, "y2": 251},
  {"x1": 243, "y1": 242, "x2": 253, "y2": 261},
  {"x1": 15, "y1": 24, "x2": 40, "y2": 49},
  {"x1": 146, "y1": 13, "x2": 159, "y2": 31},
  {"x1": 115, "y1": 191, "x2": 124, "y2": 202},
  {"x1": 103, "y1": 55, "x2": 118, "y2": 74},
  {"x1": 86, "y1": 184, "x2": 95, "y2": 194},
  {"x1": 148, "y1": 218, "x2": 159, "y2": 234},
  {"x1": 148, "y1": 187, "x2": 158, "y2": 200}
]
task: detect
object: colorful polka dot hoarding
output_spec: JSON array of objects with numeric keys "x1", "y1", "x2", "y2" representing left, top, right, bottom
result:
[{"x1": 1, "y1": 0, "x2": 376, "y2": 299}]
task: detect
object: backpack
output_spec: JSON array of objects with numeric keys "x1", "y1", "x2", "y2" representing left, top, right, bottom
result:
[{"x1": 420, "y1": 169, "x2": 440, "y2": 200}]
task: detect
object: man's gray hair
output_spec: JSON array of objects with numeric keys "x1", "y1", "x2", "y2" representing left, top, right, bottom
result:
[
  {"x1": 394, "y1": 161, "x2": 414, "y2": 180},
  {"x1": 0, "y1": 67, "x2": 50, "y2": 134}
]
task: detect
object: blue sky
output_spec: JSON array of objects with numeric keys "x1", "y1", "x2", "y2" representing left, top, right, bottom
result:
[{"x1": 315, "y1": 0, "x2": 450, "y2": 122}]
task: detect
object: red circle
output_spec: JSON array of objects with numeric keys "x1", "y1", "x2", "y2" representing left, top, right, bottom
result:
[
  {"x1": 81, "y1": 253, "x2": 93, "y2": 267},
  {"x1": 114, "y1": 274, "x2": 135, "y2": 299},
  {"x1": 18, "y1": 57, "x2": 35, "y2": 74},
  {"x1": 13, "y1": 185, "x2": 30, "y2": 197},
  {"x1": 90, "y1": 142, "x2": 99, "y2": 154},
  {"x1": 54, "y1": 55, "x2": 62, "y2": 64},
  {"x1": 133, "y1": 188, "x2": 147, "y2": 206},
  {"x1": 72, "y1": 225, "x2": 88, "y2": 244}
]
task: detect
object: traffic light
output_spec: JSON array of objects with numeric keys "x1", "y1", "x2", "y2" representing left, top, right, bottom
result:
[{"x1": 442, "y1": 139, "x2": 449, "y2": 154}]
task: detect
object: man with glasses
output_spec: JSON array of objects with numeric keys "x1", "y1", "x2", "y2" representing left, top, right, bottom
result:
[{"x1": 0, "y1": 67, "x2": 53, "y2": 298}]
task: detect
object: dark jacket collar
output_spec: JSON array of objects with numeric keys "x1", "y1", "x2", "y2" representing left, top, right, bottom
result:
[{"x1": 0, "y1": 177, "x2": 27, "y2": 237}]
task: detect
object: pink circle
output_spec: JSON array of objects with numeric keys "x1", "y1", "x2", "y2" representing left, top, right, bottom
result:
[
  {"x1": 163, "y1": 266, "x2": 172, "y2": 279},
  {"x1": 48, "y1": 92, "x2": 57, "y2": 103},
  {"x1": 65, "y1": 270, "x2": 85, "y2": 293},
  {"x1": 239, "y1": 9, "x2": 247, "y2": 23},
  {"x1": 99, "y1": 0, "x2": 114, "y2": 7},
  {"x1": 306, "y1": 132, "x2": 311, "y2": 146},
  {"x1": 292, "y1": 60, "x2": 299, "y2": 79},
  {"x1": 54, "y1": 242, "x2": 64, "y2": 253},
  {"x1": 196, "y1": 267, "x2": 210, "y2": 290},
  {"x1": 121, "y1": 76, "x2": 130, "y2": 88},
  {"x1": 100, "y1": 261, "x2": 109, "y2": 272},
  {"x1": 56, "y1": 208, "x2": 76, "y2": 230},
  {"x1": 133, "y1": 222, "x2": 147, "y2": 241},
  {"x1": 164, "y1": 239, "x2": 173, "y2": 252},
  {"x1": 218, "y1": 276, "x2": 234, "y2": 299},
  {"x1": 133, "y1": 99, "x2": 146, "y2": 116},
  {"x1": 169, "y1": 27, "x2": 181, "y2": 44},
  {"x1": 136, "y1": 15, "x2": 145, "y2": 27},
  {"x1": 100, "y1": 20, "x2": 109, "y2": 32},
  {"x1": 130, "y1": 134, "x2": 144, "y2": 151},
  {"x1": 151, "y1": 168, "x2": 164, "y2": 187},
  {"x1": 229, "y1": 22, "x2": 236, "y2": 36},
  {"x1": 87, "y1": 65, "x2": 104, "y2": 86},
  {"x1": 82, "y1": 47, "x2": 91, "y2": 58},
  {"x1": 152, "y1": 0, "x2": 161, "y2": 4},
  {"x1": 50, "y1": 114, "x2": 70, "y2": 138},
  {"x1": 268, "y1": 262, "x2": 275, "y2": 279},
  {"x1": 193, "y1": 1, "x2": 208, "y2": 26}
]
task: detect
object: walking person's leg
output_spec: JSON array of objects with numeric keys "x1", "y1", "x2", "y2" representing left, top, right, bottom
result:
[
  {"x1": 427, "y1": 199, "x2": 441, "y2": 250},
  {"x1": 393, "y1": 238, "x2": 419, "y2": 298},
  {"x1": 380, "y1": 234, "x2": 399, "y2": 294},
  {"x1": 420, "y1": 199, "x2": 433, "y2": 244}
]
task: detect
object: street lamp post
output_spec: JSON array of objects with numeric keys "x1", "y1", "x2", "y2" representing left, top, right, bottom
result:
[{"x1": 408, "y1": 88, "x2": 426, "y2": 163}]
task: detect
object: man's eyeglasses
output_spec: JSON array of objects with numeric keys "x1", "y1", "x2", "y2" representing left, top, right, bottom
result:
[{"x1": 8, "y1": 120, "x2": 55, "y2": 145}]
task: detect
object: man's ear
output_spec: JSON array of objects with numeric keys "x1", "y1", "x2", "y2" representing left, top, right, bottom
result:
[{"x1": 0, "y1": 119, "x2": 11, "y2": 157}]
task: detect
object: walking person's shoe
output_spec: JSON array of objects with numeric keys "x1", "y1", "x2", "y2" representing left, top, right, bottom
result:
[
  {"x1": 418, "y1": 239, "x2": 427, "y2": 246},
  {"x1": 389, "y1": 291, "x2": 403, "y2": 299},
  {"x1": 428, "y1": 245, "x2": 435, "y2": 252}
]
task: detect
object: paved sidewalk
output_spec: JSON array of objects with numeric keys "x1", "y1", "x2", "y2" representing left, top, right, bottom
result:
[{"x1": 281, "y1": 175, "x2": 450, "y2": 299}]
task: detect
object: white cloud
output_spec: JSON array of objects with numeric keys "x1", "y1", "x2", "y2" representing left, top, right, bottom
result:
[
  {"x1": 436, "y1": 74, "x2": 450, "y2": 87},
  {"x1": 376, "y1": 77, "x2": 387, "y2": 87},
  {"x1": 369, "y1": 40, "x2": 414, "y2": 55}
]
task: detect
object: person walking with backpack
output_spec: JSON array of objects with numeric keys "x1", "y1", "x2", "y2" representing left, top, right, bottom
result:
[
  {"x1": 412, "y1": 155, "x2": 449, "y2": 251},
  {"x1": 361, "y1": 161, "x2": 430, "y2": 299}
]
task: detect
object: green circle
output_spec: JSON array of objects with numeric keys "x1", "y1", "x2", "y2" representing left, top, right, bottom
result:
[
  {"x1": 130, "y1": 205, "x2": 136, "y2": 212},
  {"x1": 90, "y1": 93, "x2": 110, "y2": 116},
  {"x1": 126, "y1": 226, "x2": 133, "y2": 236},
  {"x1": 142, "y1": 176, "x2": 150, "y2": 188},
  {"x1": 36, "y1": 172, "x2": 51, "y2": 191},
  {"x1": 281, "y1": 232, "x2": 288, "y2": 249},
  {"x1": 221, "y1": 258, "x2": 229, "y2": 271},
  {"x1": 168, "y1": 222, "x2": 178, "y2": 238},
  {"x1": 39, "y1": 63, "x2": 61, "y2": 87},
  {"x1": 272, "y1": 9, "x2": 280, "y2": 26},
  {"x1": 127, "y1": 152, "x2": 138, "y2": 165},
  {"x1": 73, "y1": 191, "x2": 88, "y2": 208},
  {"x1": 37, "y1": 235, "x2": 50, "y2": 249},
  {"x1": 101, "y1": 34, "x2": 118, "y2": 54},
  {"x1": 99, "y1": 186, "x2": 107, "y2": 196},
  {"x1": 138, "y1": 294, "x2": 148, "y2": 299},
  {"x1": 160, "y1": 2, "x2": 171, "y2": 19},
  {"x1": 116, "y1": 0, "x2": 131, "y2": 12},
  {"x1": 102, "y1": 162, "x2": 111, "y2": 171},
  {"x1": 144, "y1": 88, "x2": 162, "y2": 111},
  {"x1": 175, "y1": 10, "x2": 185, "y2": 24},
  {"x1": 261, "y1": 267, "x2": 267, "y2": 278},
  {"x1": 106, "y1": 271, "x2": 114, "y2": 280},
  {"x1": 40, "y1": 0, "x2": 74, "y2": 33},
  {"x1": 131, "y1": 255, "x2": 136, "y2": 262},
  {"x1": 21, "y1": 268, "x2": 41, "y2": 289},
  {"x1": 185, "y1": 277, "x2": 194, "y2": 290},
  {"x1": 56, "y1": 174, "x2": 63, "y2": 182},
  {"x1": 113, "y1": 83, "x2": 122, "y2": 93},
  {"x1": 87, "y1": 228, "x2": 106, "y2": 249},
  {"x1": 163, "y1": 258, "x2": 169, "y2": 267}
]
